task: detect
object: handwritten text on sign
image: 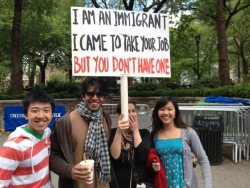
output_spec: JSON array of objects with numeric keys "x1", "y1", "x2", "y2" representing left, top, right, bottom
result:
[{"x1": 71, "y1": 7, "x2": 171, "y2": 77}]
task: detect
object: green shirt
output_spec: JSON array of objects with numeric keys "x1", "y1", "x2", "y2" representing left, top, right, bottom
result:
[{"x1": 22, "y1": 126, "x2": 44, "y2": 140}]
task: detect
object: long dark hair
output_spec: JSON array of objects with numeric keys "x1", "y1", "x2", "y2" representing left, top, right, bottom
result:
[{"x1": 151, "y1": 96, "x2": 186, "y2": 141}]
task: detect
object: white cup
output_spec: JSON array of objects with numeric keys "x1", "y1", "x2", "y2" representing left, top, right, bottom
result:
[{"x1": 80, "y1": 159, "x2": 95, "y2": 184}]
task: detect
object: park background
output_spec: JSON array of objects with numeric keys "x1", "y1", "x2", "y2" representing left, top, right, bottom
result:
[
  {"x1": 1, "y1": 1, "x2": 250, "y2": 187},
  {"x1": 0, "y1": 0, "x2": 250, "y2": 100}
]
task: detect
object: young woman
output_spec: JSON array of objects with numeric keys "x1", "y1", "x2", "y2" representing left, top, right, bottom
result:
[
  {"x1": 109, "y1": 101, "x2": 153, "y2": 188},
  {"x1": 150, "y1": 96, "x2": 212, "y2": 188}
]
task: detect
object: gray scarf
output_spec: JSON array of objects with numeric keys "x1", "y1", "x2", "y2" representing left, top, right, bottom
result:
[{"x1": 77, "y1": 101, "x2": 111, "y2": 182}]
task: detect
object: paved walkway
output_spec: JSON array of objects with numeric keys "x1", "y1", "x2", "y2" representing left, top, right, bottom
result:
[{"x1": 195, "y1": 145, "x2": 250, "y2": 188}]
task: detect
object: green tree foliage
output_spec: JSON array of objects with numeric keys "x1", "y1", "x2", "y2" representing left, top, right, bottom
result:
[
  {"x1": 1, "y1": 0, "x2": 250, "y2": 95},
  {"x1": 192, "y1": 0, "x2": 250, "y2": 85},
  {"x1": 0, "y1": 0, "x2": 77, "y2": 92},
  {"x1": 21, "y1": 0, "x2": 69, "y2": 85},
  {"x1": 0, "y1": 61, "x2": 11, "y2": 92},
  {"x1": 0, "y1": 0, "x2": 12, "y2": 63},
  {"x1": 227, "y1": 8, "x2": 250, "y2": 83},
  {"x1": 169, "y1": 14, "x2": 218, "y2": 85},
  {"x1": 0, "y1": 0, "x2": 12, "y2": 92}
]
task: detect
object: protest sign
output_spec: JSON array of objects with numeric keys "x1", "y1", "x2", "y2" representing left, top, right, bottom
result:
[{"x1": 71, "y1": 7, "x2": 170, "y2": 77}]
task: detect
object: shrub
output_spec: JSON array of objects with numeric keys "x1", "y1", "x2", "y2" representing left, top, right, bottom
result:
[
  {"x1": 49, "y1": 71, "x2": 67, "y2": 82},
  {"x1": 192, "y1": 75, "x2": 220, "y2": 89},
  {"x1": 1, "y1": 81, "x2": 250, "y2": 99}
]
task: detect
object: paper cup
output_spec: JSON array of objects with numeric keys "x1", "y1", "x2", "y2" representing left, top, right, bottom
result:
[{"x1": 80, "y1": 159, "x2": 95, "y2": 184}]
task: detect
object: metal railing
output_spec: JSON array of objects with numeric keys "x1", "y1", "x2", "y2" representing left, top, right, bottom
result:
[
  {"x1": 179, "y1": 105, "x2": 250, "y2": 163},
  {"x1": 103, "y1": 103, "x2": 151, "y2": 130}
]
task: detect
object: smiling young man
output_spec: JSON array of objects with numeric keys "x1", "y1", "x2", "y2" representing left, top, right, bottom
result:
[
  {"x1": 0, "y1": 89, "x2": 55, "y2": 188},
  {"x1": 50, "y1": 77, "x2": 112, "y2": 188}
]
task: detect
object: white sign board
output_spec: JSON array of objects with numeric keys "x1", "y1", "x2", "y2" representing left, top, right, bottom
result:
[{"x1": 71, "y1": 7, "x2": 171, "y2": 77}]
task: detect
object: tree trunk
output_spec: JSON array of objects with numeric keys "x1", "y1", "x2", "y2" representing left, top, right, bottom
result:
[
  {"x1": 39, "y1": 53, "x2": 50, "y2": 84},
  {"x1": 216, "y1": 0, "x2": 232, "y2": 86},
  {"x1": 29, "y1": 62, "x2": 36, "y2": 87},
  {"x1": 242, "y1": 56, "x2": 248, "y2": 83},
  {"x1": 40, "y1": 65, "x2": 46, "y2": 84},
  {"x1": 240, "y1": 44, "x2": 248, "y2": 76},
  {"x1": 10, "y1": 0, "x2": 23, "y2": 94},
  {"x1": 237, "y1": 55, "x2": 240, "y2": 83},
  {"x1": 216, "y1": 0, "x2": 231, "y2": 86},
  {"x1": 67, "y1": 54, "x2": 72, "y2": 82}
]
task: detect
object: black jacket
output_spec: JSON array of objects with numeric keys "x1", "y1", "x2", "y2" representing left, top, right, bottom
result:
[{"x1": 109, "y1": 128, "x2": 153, "y2": 188}]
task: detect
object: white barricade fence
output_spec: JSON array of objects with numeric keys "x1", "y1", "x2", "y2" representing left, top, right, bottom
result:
[
  {"x1": 103, "y1": 103, "x2": 151, "y2": 130},
  {"x1": 179, "y1": 105, "x2": 250, "y2": 163}
]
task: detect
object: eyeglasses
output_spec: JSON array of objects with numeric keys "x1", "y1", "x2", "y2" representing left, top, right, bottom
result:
[{"x1": 85, "y1": 91, "x2": 104, "y2": 98}]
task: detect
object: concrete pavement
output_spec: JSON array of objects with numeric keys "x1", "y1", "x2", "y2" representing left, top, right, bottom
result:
[{"x1": 195, "y1": 144, "x2": 250, "y2": 188}]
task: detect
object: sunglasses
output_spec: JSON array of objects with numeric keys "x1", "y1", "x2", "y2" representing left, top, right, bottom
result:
[{"x1": 85, "y1": 91, "x2": 105, "y2": 98}]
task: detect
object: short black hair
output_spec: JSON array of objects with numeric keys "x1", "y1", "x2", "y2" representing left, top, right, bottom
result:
[
  {"x1": 81, "y1": 77, "x2": 106, "y2": 96},
  {"x1": 22, "y1": 89, "x2": 55, "y2": 115}
]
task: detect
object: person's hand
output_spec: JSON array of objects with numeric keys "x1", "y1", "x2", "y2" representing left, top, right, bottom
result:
[
  {"x1": 192, "y1": 153, "x2": 198, "y2": 167},
  {"x1": 71, "y1": 163, "x2": 93, "y2": 183},
  {"x1": 152, "y1": 160, "x2": 160, "y2": 172},
  {"x1": 129, "y1": 113, "x2": 139, "y2": 132},
  {"x1": 117, "y1": 114, "x2": 130, "y2": 133}
]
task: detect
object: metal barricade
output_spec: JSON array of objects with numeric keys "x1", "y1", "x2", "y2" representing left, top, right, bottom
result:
[
  {"x1": 103, "y1": 103, "x2": 151, "y2": 130},
  {"x1": 179, "y1": 105, "x2": 250, "y2": 163}
]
